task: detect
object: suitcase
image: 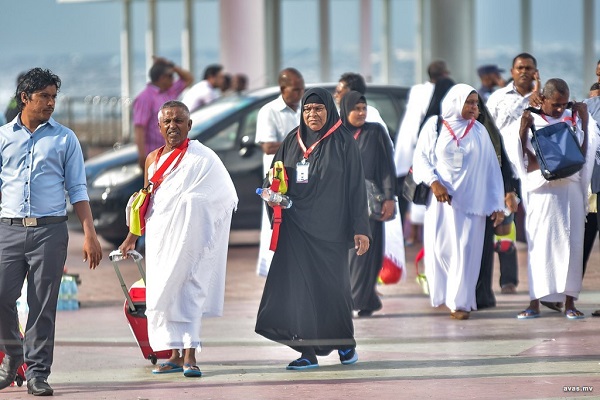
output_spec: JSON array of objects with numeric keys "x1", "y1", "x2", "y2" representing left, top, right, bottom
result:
[
  {"x1": 0, "y1": 330, "x2": 27, "y2": 387},
  {"x1": 109, "y1": 250, "x2": 171, "y2": 365}
]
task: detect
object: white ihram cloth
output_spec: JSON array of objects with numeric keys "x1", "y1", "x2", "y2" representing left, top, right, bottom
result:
[
  {"x1": 394, "y1": 81, "x2": 434, "y2": 176},
  {"x1": 145, "y1": 140, "x2": 238, "y2": 352},
  {"x1": 504, "y1": 110, "x2": 598, "y2": 302},
  {"x1": 254, "y1": 95, "x2": 300, "y2": 277},
  {"x1": 413, "y1": 84, "x2": 504, "y2": 311}
]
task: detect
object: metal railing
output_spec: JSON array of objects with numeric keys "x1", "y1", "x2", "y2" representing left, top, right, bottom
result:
[{"x1": 53, "y1": 95, "x2": 132, "y2": 149}]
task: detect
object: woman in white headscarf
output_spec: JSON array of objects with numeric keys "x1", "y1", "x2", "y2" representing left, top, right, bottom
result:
[{"x1": 412, "y1": 84, "x2": 505, "y2": 320}]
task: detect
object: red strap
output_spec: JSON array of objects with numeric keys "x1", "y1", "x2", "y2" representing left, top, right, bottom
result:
[
  {"x1": 269, "y1": 207, "x2": 282, "y2": 251},
  {"x1": 149, "y1": 138, "x2": 190, "y2": 191},
  {"x1": 296, "y1": 119, "x2": 341, "y2": 160},
  {"x1": 442, "y1": 119, "x2": 475, "y2": 146}
]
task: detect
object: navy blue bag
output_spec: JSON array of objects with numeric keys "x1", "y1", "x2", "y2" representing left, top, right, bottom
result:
[{"x1": 530, "y1": 121, "x2": 585, "y2": 181}]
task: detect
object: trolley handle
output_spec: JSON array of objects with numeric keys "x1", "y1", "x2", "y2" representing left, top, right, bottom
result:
[{"x1": 109, "y1": 249, "x2": 143, "y2": 262}]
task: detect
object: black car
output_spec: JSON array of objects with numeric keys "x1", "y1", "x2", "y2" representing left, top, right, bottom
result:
[{"x1": 84, "y1": 84, "x2": 408, "y2": 245}]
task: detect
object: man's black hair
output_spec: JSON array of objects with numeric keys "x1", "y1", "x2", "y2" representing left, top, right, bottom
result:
[
  {"x1": 16, "y1": 68, "x2": 61, "y2": 111},
  {"x1": 339, "y1": 72, "x2": 367, "y2": 95},
  {"x1": 149, "y1": 60, "x2": 174, "y2": 83},
  {"x1": 427, "y1": 60, "x2": 449, "y2": 82},
  {"x1": 203, "y1": 64, "x2": 223, "y2": 80},
  {"x1": 512, "y1": 52, "x2": 537, "y2": 68}
]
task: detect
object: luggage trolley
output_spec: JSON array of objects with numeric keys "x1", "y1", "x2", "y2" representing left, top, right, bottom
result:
[{"x1": 109, "y1": 250, "x2": 171, "y2": 365}]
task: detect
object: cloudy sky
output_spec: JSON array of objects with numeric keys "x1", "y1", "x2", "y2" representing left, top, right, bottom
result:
[{"x1": 1, "y1": 0, "x2": 598, "y2": 107}]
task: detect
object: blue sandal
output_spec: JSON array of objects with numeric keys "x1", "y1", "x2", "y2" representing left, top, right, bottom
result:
[
  {"x1": 183, "y1": 364, "x2": 202, "y2": 377},
  {"x1": 517, "y1": 308, "x2": 540, "y2": 319},
  {"x1": 565, "y1": 309, "x2": 585, "y2": 319},
  {"x1": 286, "y1": 358, "x2": 319, "y2": 370},
  {"x1": 152, "y1": 361, "x2": 183, "y2": 374}
]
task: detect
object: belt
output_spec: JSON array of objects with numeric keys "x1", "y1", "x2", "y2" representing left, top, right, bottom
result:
[{"x1": 0, "y1": 216, "x2": 68, "y2": 227}]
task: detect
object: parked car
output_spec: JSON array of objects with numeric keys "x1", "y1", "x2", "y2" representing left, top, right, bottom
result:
[{"x1": 84, "y1": 84, "x2": 409, "y2": 245}]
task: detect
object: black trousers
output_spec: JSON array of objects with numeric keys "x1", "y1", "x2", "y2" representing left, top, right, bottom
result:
[
  {"x1": 396, "y1": 175, "x2": 409, "y2": 227},
  {"x1": 476, "y1": 217, "x2": 519, "y2": 308},
  {"x1": 583, "y1": 205, "x2": 600, "y2": 278}
]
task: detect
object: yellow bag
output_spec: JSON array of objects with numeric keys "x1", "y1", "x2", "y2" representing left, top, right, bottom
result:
[
  {"x1": 129, "y1": 188, "x2": 150, "y2": 236},
  {"x1": 268, "y1": 161, "x2": 288, "y2": 194}
]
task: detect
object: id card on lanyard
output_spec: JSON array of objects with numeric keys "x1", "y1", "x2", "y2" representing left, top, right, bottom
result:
[
  {"x1": 296, "y1": 159, "x2": 309, "y2": 183},
  {"x1": 443, "y1": 119, "x2": 475, "y2": 169},
  {"x1": 295, "y1": 119, "x2": 341, "y2": 184}
]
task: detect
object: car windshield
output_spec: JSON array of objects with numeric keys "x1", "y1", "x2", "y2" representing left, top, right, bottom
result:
[{"x1": 188, "y1": 95, "x2": 255, "y2": 139}]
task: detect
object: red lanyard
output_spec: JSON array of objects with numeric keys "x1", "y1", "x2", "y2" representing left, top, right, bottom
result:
[
  {"x1": 443, "y1": 119, "x2": 475, "y2": 147},
  {"x1": 150, "y1": 138, "x2": 190, "y2": 190},
  {"x1": 353, "y1": 128, "x2": 362, "y2": 140},
  {"x1": 296, "y1": 119, "x2": 342, "y2": 160}
]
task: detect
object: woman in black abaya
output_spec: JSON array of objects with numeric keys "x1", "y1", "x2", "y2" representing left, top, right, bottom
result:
[
  {"x1": 255, "y1": 87, "x2": 371, "y2": 370},
  {"x1": 340, "y1": 91, "x2": 397, "y2": 317}
]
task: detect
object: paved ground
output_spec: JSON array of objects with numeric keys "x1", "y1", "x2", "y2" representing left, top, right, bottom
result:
[{"x1": 1, "y1": 229, "x2": 600, "y2": 399}]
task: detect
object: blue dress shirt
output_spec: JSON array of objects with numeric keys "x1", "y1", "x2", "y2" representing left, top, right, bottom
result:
[{"x1": 0, "y1": 116, "x2": 88, "y2": 218}]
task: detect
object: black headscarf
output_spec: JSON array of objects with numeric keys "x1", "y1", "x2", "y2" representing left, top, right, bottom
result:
[
  {"x1": 339, "y1": 90, "x2": 366, "y2": 129},
  {"x1": 299, "y1": 87, "x2": 342, "y2": 143}
]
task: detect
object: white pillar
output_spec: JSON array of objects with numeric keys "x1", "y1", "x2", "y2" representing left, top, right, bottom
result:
[
  {"x1": 182, "y1": 0, "x2": 194, "y2": 75},
  {"x1": 220, "y1": 0, "x2": 266, "y2": 89},
  {"x1": 583, "y1": 0, "x2": 595, "y2": 98},
  {"x1": 359, "y1": 0, "x2": 372, "y2": 82},
  {"x1": 415, "y1": 0, "x2": 428, "y2": 84},
  {"x1": 145, "y1": 0, "x2": 157, "y2": 74},
  {"x1": 521, "y1": 0, "x2": 532, "y2": 54},
  {"x1": 319, "y1": 0, "x2": 331, "y2": 82},
  {"x1": 381, "y1": 0, "x2": 392, "y2": 83},
  {"x1": 430, "y1": 0, "x2": 475, "y2": 85},
  {"x1": 120, "y1": 0, "x2": 133, "y2": 141},
  {"x1": 264, "y1": 0, "x2": 281, "y2": 86}
]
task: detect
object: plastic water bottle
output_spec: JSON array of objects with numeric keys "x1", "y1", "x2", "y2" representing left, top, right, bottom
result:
[
  {"x1": 64, "y1": 278, "x2": 74, "y2": 311},
  {"x1": 57, "y1": 277, "x2": 66, "y2": 311},
  {"x1": 504, "y1": 196, "x2": 521, "y2": 217},
  {"x1": 256, "y1": 188, "x2": 292, "y2": 208},
  {"x1": 69, "y1": 277, "x2": 80, "y2": 310},
  {"x1": 16, "y1": 280, "x2": 28, "y2": 317}
]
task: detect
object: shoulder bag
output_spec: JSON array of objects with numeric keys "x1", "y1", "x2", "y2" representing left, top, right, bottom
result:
[{"x1": 402, "y1": 116, "x2": 443, "y2": 205}]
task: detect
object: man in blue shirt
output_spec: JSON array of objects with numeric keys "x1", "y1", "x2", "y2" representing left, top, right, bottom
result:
[{"x1": 0, "y1": 68, "x2": 102, "y2": 396}]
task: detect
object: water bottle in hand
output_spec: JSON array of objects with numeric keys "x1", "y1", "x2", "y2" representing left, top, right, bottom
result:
[{"x1": 256, "y1": 188, "x2": 292, "y2": 208}]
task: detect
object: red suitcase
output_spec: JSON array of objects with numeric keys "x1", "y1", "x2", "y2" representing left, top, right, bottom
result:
[
  {"x1": 109, "y1": 250, "x2": 171, "y2": 365},
  {"x1": 0, "y1": 336, "x2": 27, "y2": 387}
]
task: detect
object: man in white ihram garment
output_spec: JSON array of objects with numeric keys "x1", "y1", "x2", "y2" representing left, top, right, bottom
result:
[
  {"x1": 412, "y1": 84, "x2": 505, "y2": 320},
  {"x1": 119, "y1": 100, "x2": 238, "y2": 377},
  {"x1": 504, "y1": 78, "x2": 598, "y2": 320},
  {"x1": 254, "y1": 68, "x2": 304, "y2": 277},
  {"x1": 394, "y1": 60, "x2": 450, "y2": 225}
]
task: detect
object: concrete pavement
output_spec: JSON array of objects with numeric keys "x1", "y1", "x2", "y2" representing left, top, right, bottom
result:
[{"x1": 1, "y1": 230, "x2": 600, "y2": 399}]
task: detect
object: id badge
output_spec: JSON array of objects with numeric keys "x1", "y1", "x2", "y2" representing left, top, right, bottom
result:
[
  {"x1": 452, "y1": 147, "x2": 464, "y2": 169},
  {"x1": 296, "y1": 160, "x2": 309, "y2": 183}
]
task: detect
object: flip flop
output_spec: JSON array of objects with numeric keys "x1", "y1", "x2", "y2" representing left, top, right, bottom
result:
[
  {"x1": 565, "y1": 309, "x2": 585, "y2": 319},
  {"x1": 183, "y1": 364, "x2": 202, "y2": 378},
  {"x1": 286, "y1": 358, "x2": 319, "y2": 370},
  {"x1": 152, "y1": 361, "x2": 183, "y2": 374},
  {"x1": 517, "y1": 308, "x2": 540, "y2": 319}
]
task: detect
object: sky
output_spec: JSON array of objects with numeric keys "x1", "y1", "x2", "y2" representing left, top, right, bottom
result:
[{"x1": 1, "y1": 0, "x2": 599, "y2": 111}]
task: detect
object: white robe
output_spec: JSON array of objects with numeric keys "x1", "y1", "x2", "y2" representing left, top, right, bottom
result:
[
  {"x1": 145, "y1": 140, "x2": 238, "y2": 352},
  {"x1": 413, "y1": 84, "x2": 505, "y2": 311},
  {"x1": 504, "y1": 111, "x2": 599, "y2": 301}
]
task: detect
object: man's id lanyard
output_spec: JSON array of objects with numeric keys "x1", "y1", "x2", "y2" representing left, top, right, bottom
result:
[
  {"x1": 295, "y1": 119, "x2": 341, "y2": 183},
  {"x1": 442, "y1": 119, "x2": 475, "y2": 169}
]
